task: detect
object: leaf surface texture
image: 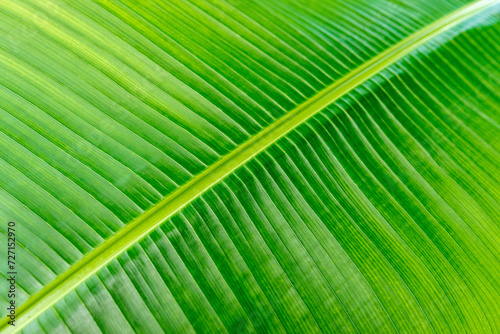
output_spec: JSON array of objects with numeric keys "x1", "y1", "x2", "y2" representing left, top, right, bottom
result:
[{"x1": 0, "y1": 0, "x2": 499, "y2": 332}]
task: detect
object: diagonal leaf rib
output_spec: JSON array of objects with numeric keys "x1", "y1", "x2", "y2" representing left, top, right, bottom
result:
[{"x1": 3, "y1": 0, "x2": 498, "y2": 331}]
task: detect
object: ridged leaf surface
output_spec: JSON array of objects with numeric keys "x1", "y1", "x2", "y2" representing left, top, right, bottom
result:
[{"x1": 0, "y1": 0, "x2": 499, "y2": 332}]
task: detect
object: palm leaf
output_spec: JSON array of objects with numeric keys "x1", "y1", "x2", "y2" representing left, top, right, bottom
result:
[{"x1": 0, "y1": 0, "x2": 499, "y2": 332}]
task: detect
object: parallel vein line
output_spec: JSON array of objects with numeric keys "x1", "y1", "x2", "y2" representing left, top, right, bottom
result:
[{"x1": 2, "y1": 0, "x2": 497, "y2": 331}]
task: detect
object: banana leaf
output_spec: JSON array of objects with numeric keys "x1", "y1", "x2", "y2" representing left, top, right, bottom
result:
[{"x1": 0, "y1": 0, "x2": 499, "y2": 332}]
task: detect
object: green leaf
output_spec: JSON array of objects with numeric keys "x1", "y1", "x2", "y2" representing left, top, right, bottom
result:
[{"x1": 1, "y1": 0, "x2": 499, "y2": 332}]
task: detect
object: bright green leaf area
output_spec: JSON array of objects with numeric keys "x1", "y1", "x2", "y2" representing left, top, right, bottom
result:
[{"x1": 0, "y1": 0, "x2": 499, "y2": 332}]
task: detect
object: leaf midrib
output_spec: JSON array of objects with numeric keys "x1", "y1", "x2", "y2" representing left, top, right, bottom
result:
[{"x1": 3, "y1": 0, "x2": 497, "y2": 331}]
